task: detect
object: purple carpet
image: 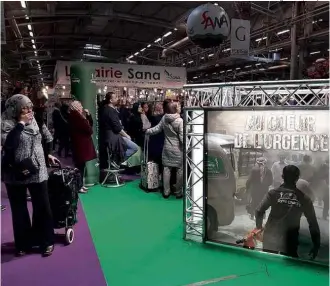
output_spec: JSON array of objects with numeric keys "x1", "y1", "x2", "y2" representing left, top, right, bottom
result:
[{"x1": 1, "y1": 157, "x2": 107, "y2": 286}]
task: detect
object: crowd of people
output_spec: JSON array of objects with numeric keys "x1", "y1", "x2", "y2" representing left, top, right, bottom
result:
[
  {"x1": 97, "y1": 92, "x2": 184, "y2": 199},
  {"x1": 0, "y1": 90, "x2": 184, "y2": 258}
]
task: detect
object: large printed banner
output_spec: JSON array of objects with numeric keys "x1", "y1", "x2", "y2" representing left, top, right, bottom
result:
[
  {"x1": 54, "y1": 61, "x2": 186, "y2": 89},
  {"x1": 205, "y1": 109, "x2": 329, "y2": 265}
]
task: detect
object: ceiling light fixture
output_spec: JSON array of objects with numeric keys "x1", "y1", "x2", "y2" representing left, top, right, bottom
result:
[
  {"x1": 154, "y1": 38, "x2": 161, "y2": 43},
  {"x1": 223, "y1": 48, "x2": 230, "y2": 52},
  {"x1": 236, "y1": 67, "x2": 241, "y2": 70},
  {"x1": 29, "y1": 31, "x2": 34, "y2": 37},
  {"x1": 147, "y1": 44, "x2": 151, "y2": 48},
  {"x1": 276, "y1": 29, "x2": 290, "y2": 35},
  {"x1": 312, "y1": 19, "x2": 323, "y2": 24},
  {"x1": 201, "y1": 57, "x2": 205, "y2": 60},
  {"x1": 310, "y1": 51, "x2": 320, "y2": 55},
  {"x1": 245, "y1": 65, "x2": 252, "y2": 68},
  {"x1": 268, "y1": 64, "x2": 288, "y2": 70},
  {"x1": 227, "y1": 69, "x2": 232, "y2": 72},
  {"x1": 84, "y1": 44, "x2": 101, "y2": 50},
  {"x1": 188, "y1": 60, "x2": 193, "y2": 64},
  {"x1": 128, "y1": 55, "x2": 133, "y2": 59},
  {"x1": 34, "y1": 51, "x2": 37, "y2": 55},
  {"x1": 280, "y1": 57, "x2": 288, "y2": 60},
  {"x1": 25, "y1": 15, "x2": 29, "y2": 20},
  {"x1": 214, "y1": 3, "x2": 219, "y2": 5},
  {"x1": 163, "y1": 31, "x2": 172, "y2": 38},
  {"x1": 32, "y1": 45, "x2": 36, "y2": 49},
  {"x1": 208, "y1": 53, "x2": 214, "y2": 57},
  {"x1": 259, "y1": 68, "x2": 266, "y2": 71},
  {"x1": 31, "y1": 39, "x2": 35, "y2": 44},
  {"x1": 20, "y1": 1, "x2": 26, "y2": 8},
  {"x1": 140, "y1": 48, "x2": 146, "y2": 52},
  {"x1": 174, "y1": 28, "x2": 178, "y2": 31},
  {"x1": 134, "y1": 52, "x2": 139, "y2": 56},
  {"x1": 193, "y1": 76, "x2": 198, "y2": 79},
  {"x1": 255, "y1": 37, "x2": 267, "y2": 42},
  {"x1": 220, "y1": 71, "x2": 224, "y2": 73},
  {"x1": 27, "y1": 24, "x2": 32, "y2": 31},
  {"x1": 269, "y1": 48, "x2": 282, "y2": 52},
  {"x1": 83, "y1": 53, "x2": 103, "y2": 58}
]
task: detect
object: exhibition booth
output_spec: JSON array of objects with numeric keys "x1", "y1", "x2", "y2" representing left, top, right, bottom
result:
[
  {"x1": 49, "y1": 61, "x2": 187, "y2": 185},
  {"x1": 182, "y1": 78, "x2": 329, "y2": 266}
]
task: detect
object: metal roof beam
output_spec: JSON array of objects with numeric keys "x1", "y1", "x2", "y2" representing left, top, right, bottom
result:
[
  {"x1": 5, "y1": 10, "x2": 175, "y2": 29},
  {"x1": 6, "y1": 34, "x2": 150, "y2": 45},
  {"x1": 5, "y1": 19, "x2": 74, "y2": 28}
]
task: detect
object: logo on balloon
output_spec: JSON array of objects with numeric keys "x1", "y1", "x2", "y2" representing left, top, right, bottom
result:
[
  {"x1": 201, "y1": 11, "x2": 229, "y2": 30},
  {"x1": 187, "y1": 4, "x2": 230, "y2": 48}
]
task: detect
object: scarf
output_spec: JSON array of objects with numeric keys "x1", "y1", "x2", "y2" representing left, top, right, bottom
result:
[{"x1": 1, "y1": 94, "x2": 40, "y2": 136}]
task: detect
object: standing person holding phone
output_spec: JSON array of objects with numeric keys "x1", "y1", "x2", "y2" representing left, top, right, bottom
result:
[
  {"x1": 1, "y1": 94, "x2": 59, "y2": 257},
  {"x1": 68, "y1": 101, "x2": 97, "y2": 193}
]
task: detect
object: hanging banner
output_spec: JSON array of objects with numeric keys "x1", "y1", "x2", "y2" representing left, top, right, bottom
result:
[
  {"x1": 230, "y1": 18, "x2": 250, "y2": 56},
  {"x1": 205, "y1": 108, "x2": 329, "y2": 265},
  {"x1": 70, "y1": 64, "x2": 99, "y2": 186},
  {"x1": 55, "y1": 61, "x2": 186, "y2": 88}
]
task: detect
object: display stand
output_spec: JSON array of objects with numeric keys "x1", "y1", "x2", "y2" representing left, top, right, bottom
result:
[{"x1": 182, "y1": 79, "x2": 329, "y2": 264}]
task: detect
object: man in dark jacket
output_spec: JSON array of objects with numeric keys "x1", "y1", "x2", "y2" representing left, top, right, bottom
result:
[{"x1": 255, "y1": 165, "x2": 320, "y2": 259}]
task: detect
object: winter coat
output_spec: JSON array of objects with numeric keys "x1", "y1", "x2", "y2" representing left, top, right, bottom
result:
[
  {"x1": 146, "y1": 113, "x2": 183, "y2": 168},
  {"x1": 68, "y1": 110, "x2": 96, "y2": 165},
  {"x1": 148, "y1": 114, "x2": 164, "y2": 164}
]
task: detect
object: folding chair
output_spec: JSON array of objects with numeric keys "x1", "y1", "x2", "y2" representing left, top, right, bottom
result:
[{"x1": 100, "y1": 148, "x2": 125, "y2": 188}]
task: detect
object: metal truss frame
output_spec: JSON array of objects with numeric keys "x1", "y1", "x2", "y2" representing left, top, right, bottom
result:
[{"x1": 182, "y1": 78, "x2": 329, "y2": 242}]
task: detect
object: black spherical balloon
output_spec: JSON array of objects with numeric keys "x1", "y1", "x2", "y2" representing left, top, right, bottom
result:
[{"x1": 187, "y1": 3, "x2": 231, "y2": 48}]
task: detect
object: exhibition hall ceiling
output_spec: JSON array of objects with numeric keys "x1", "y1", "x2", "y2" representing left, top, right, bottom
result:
[{"x1": 2, "y1": 1, "x2": 329, "y2": 86}]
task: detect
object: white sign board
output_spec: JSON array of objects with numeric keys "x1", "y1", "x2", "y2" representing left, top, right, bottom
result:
[
  {"x1": 54, "y1": 61, "x2": 187, "y2": 89},
  {"x1": 230, "y1": 19, "x2": 250, "y2": 56}
]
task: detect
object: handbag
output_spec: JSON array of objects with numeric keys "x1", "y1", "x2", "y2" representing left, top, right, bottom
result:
[{"x1": 10, "y1": 134, "x2": 39, "y2": 180}]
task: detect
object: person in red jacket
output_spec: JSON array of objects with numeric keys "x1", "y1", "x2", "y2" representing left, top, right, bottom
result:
[{"x1": 68, "y1": 101, "x2": 97, "y2": 194}]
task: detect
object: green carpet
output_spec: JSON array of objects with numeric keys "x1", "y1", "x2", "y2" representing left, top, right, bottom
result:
[{"x1": 81, "y1": 181, "x2": 329, "y2": 286}]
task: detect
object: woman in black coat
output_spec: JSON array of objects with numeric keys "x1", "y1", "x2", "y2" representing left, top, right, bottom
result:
[
  {"x1": 128, "y1": 103, "x2": 144, "y2": 148},
  {"x1": 148, "y1": 102, "x2": 164, "y2": 166}
]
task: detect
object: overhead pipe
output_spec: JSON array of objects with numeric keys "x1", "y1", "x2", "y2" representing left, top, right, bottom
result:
[
  {"x1": 161, "y1": 37, "x2": 190, "y2": 58},
  {"x1": 186, "y1": 28, "x2": 328, "y2": 73},
  {"x1": 8, "y1": 17, "x2": 24, "y2": 47}
]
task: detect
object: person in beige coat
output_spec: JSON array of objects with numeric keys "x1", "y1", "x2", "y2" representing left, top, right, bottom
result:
[{"x1": 146, "y1": 101, "x2": 183, "y2": 199}]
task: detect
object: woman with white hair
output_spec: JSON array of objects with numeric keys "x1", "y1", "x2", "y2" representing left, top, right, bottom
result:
[
  {"x1": 68, "y1": 100, "x2": 96, "y2": 193},
  {"x1": 1, "y1": 94, "x2": 59, "y2": 257}
]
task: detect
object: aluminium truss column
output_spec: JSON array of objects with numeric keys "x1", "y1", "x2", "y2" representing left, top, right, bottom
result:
[
  {"x1": 299, "y1": 1, "x2": 315, "y2": 79},
  {"x1": 290, "y1": 2, "x2": 299, "y2": 80}
]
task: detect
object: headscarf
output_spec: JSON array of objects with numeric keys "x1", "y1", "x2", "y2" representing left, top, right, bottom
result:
[{"x1": 1, "y1": 94, "x2": 39, "y2": 136}]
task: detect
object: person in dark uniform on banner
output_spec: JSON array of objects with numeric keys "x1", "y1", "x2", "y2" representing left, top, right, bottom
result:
[{"x1": 255, "y1": 165, "x2": 320, "y2": 259}]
